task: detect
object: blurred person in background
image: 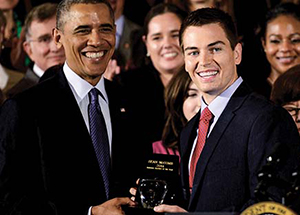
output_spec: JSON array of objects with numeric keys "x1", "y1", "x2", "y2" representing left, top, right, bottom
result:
[
  {"x1": 108, "y1": 0, "x2": 141, "y2": 71},
  {"x1": 153, "y1": 69, "x2": 201, "y2": 158},
  {"x1": 271, "y1": 64, "x2": 300, "y2": 134},
  {"x1": 7, "y1": 3, "x2": 65, "y2": 98},
  {"x1": 258, "y1": 2, "x2": 300, "y2": 98},
  {"x1": 0, "y1": 9, "x2": 23, "y2": 102},
  {"x1": 116, "y1": 3, "x2": 187, "y2": 168}
]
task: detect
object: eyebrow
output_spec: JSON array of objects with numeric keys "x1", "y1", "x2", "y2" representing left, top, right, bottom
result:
[
  {"x1": 269, "y1": 33, "x2": 300, "y2": 37},
  {"x1": 150, "y1": 29, "x2": 180, "y2": 37},
  {"x1": 73, "y1": 23, "x2": 114, "y2": 31},
  {"x1": 184, "y1": 40, "x2": 225, "y2": 52},
  {"x1": 37, "y1": 33, "x2": 52, "y2": 39}
]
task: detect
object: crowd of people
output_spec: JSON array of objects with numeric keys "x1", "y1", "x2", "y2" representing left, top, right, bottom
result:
[{"x1": 0, "y1": 0, "x2": 300, "y2": 214}]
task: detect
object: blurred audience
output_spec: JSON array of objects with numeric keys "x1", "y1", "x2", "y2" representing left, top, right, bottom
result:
[
  {"x1": 152, "y1": 69, "x2": 201, "y2": 158},
  {"x1": 0, "y1": 9, "x2": 23, "y2": 101},
  {"x1": 117, "y1": 3, "x2": 187, "y2": 167},
  {"x1": 7, "y1": 3, "x2": 65, "y2": 98},
  {"x1": 256, "y1": 2, "x2": 300, "y2": 98},
  {"x1": 108, "y1": 0, "x2": 141, "y2": 71},
  {"x1": 271, "y1": 64, "x2": 300, "y2": 134},
  {"x1": 0, "y1": 0, "x2": 28, "y2": 72}
]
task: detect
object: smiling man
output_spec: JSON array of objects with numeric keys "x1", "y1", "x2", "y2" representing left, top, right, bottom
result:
[
  {"x1": 7, "y1": 3, "x2": 65, "y2": 98},
  {"x1": 152, "y1": 7, "x2": 300, "y2": 213},
  {"x1": 0, "y1": 0, "x2": 135, "y2": 215}
]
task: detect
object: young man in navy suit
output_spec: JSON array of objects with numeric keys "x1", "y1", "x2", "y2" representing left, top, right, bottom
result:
[
  {"x1": 0, "y1": 0, "x2": 136, "y2": 214},
  {"x1": 152, "y1": 7, "x2": 300, "y2": 213}
]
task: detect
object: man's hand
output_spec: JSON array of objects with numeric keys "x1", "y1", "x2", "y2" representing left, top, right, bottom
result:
[
  {"x1": 91, "y1": 197, "x2": 136, "y2": 215},
  {"x1": 154, "y1": 204, "x2": 187, "y2": 213}
]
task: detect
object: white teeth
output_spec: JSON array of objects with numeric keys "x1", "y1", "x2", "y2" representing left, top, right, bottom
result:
[
  {"x1": 199, "y1": 71, "x2": 217, "y2": 77},
  {"x1": 85, "y1": 52, "x2": 104, "y2": 58},
  {"x1": 163, "y1": 52, "x2": 177, "y2": 58}
]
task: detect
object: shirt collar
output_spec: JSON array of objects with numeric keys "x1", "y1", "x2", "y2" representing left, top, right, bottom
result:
[
  {"x1": 0, "y1": 64, "x2": 8, "y2": 90},
  {"x1": 63, "y1": 62, "x2": 108, "y2": 103},
  {"x1": 201, "y1": 76, "x2": 243, "y2": 118},
  {"x1": 33, "y1": 64, "x2": 45, "y2": 78}
]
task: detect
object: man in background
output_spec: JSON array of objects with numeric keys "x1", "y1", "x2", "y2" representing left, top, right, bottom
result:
[{"x1": 7, "y1": 3, "x2": 65, "y2": 98}]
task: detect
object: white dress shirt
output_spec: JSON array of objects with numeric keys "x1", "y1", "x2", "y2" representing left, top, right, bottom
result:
[
  {"x1": 33, "y1": 64, "x2": 45, "y2": 78},
  {"x1": 0, "y1": 64, "x2": 8, "y2": 90}
]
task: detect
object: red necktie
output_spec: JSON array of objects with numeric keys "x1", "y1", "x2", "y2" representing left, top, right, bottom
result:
[{"x1": 189, "y1": 107, "x2": 213, "y2": 190}]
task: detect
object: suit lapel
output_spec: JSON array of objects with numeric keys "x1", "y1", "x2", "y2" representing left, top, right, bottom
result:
[{"x1": 189, "y1": 82, "x2": 251, "y2": 209}]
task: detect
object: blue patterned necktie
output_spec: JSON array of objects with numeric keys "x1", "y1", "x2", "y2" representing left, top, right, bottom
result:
[{"x1": 88, "y1": 88, "x2": 110, "y2": 200}]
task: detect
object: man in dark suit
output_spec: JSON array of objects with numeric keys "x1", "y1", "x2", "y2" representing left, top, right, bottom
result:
[
  {"x1": 0, "y1": 0, "x2": 135, "y2": 214},
  {"x1": 153, "y1": 8, "x2": 300, "y2": 213}
]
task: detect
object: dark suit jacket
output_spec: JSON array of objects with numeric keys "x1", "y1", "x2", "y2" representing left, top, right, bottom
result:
[
  {"x1": 0, "y1": 66, "x2": 134, "y2": 214},
  {"x1": 179, "y1": 82, "x2": 300, "y2": 212},
  {"x1": 6, "y1": 67, "x2": 39, "y2": 98},
  {"x1": 114, "y1": 16, "x2": 141, "y2": 70}
]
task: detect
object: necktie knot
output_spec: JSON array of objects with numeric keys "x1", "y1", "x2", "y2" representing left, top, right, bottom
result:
[
  {"x1": 89, "y1": 88, "x2": 100, "y2": 104},
  {"x1": 200, "y1": 107, "x2": 213, "y2": 123}
]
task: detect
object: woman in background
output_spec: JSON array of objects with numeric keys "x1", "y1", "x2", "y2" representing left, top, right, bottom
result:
[
  {"x1": 271, "y1": 64, "x2": 300, "y2": 134},
  {"x1": 152, "y1": 70, "x2": 201, "y2": 158},
  {"x1": 118, "y1": 3, "x2": 187, "y2": 155},
  {"x1": 258, "y1": 2, "x2": 300, "y2": 98}
]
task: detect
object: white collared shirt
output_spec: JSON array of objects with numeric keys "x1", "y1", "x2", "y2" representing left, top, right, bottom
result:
[
  {"x1": 188, "y1": 77, "x2": 243, "y2": 174},
  {"x1": 0, "y1": 64, "x2": 8, "y2": 90},
  {"x1": 33, "y1": 64, "x2": 45, "y2": 78},
  {"x1": 63, "y1": 62, "x2": 112, "y2": 156}
]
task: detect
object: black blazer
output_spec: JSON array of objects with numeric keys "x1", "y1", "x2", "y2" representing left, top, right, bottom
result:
[
  {"x1": 180, "y1": 82, "x2": 300, "y2": 212},
  {"x1": 0, "y1": 66, "x2": 134, "y2": 214}
]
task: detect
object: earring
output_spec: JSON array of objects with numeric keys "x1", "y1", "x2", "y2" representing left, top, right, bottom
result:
[{"x1": 146, "y1": 52, "x2": 150, "y2": 57}]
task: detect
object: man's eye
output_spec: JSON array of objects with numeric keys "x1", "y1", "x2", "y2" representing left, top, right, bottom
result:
[
  {"x1": 210, "y1": 47, "x2": 221, "y2": 53},
  {"x1": 76, "y1": 29, "x2": 90, "y2": 34},
  {"x1": 188, "y1": 51, "x2": 199, "y2": 56},
  {"x1": 39, "y1": 37, "x2": 51, "y2": 43},
  {"x1": 101, "y1": 27, "x2": 113, "y2": 32}
]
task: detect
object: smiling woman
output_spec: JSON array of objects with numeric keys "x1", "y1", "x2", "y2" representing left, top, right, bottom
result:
[
  {"x1": 115, "y1": 3, "x2": 187, "y2": 172},
  {"x1": 258, "y1": 2, "x2": 300, "y2": 98}
]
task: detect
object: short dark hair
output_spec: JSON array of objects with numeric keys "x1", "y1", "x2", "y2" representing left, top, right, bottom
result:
[
  {"x1": 271, "y1": 64, "x2": 300, "y2": 106},
  {"x1": 56, "y1": 0, "x2": 114, "y2": 31},
  {"x1": 143, "y1": 3, "x2": 187, "y2": 38},
  {"x1": 24, "y1": 3, "x2": 57, "y2": 39},
  {"x1": 259, "y1": 3, "x2": 300, "y2": 41},
  {"x1": 179, "y1": 7, "x2": 238, "y2": 50}
]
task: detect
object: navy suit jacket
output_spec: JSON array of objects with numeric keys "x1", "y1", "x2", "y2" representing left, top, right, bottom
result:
[
  {"x1": 180, "y1": 82, "x2": 300, "y2": 212},
  {"x1": 0, "y1": 66, "x2": 134, "y2": 214}
]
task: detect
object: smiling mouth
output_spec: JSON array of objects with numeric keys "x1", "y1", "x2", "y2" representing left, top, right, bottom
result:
[
  {"x1": 198, "y1": 70, "x2": 218, "y2": 78},
  {"x1": 162, "y1": 52, "x2": 178, "y2": 58},
  {"x1": 83, "y1": 51, "x2": 106, "y2": 59},
  {"x1": 276, "y1": 56, "x2": 296, "y2": 63}
]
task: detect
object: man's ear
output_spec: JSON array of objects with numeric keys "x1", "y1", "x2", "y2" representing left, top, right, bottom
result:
[
  {"x1": 53, "y1": 28, "x2": 63, "y2": 49},
  {"x1": 234, "y1": 43, "x2": 242, "y2": 65},
  {"x1": 23, "y1": 40, "x2": 33, "y2": 60}
]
